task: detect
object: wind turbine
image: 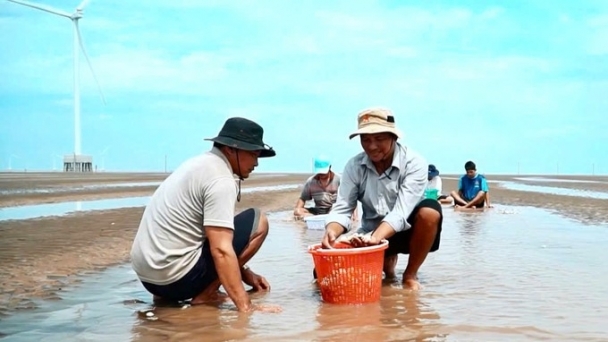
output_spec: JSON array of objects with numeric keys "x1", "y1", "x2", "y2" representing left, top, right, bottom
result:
[
  {"x1": 7, "y1": 154, "x2": 20, "y2": 171},
  {"x1": 6, "y1": 0, "x2": 106, "y2": 159},
  {"x1": 51, "y1": 153, "x2": 62, "y2": 171},
  {"x1": 99, "y1": 145, "x2": 110, "y2": 171}
]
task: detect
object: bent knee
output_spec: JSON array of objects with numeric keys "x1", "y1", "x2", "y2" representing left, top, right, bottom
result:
[
  {"x1": 255, "y1": 211, "x2": 269, "y2": 237},
  {"x1": 416, "y1": 207, "x2": 441, "y2": 223}
]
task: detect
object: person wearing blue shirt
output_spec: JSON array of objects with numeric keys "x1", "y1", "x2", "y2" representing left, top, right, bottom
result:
[{"x1": 449, "y1": 161, "x2": 492, "y2": 209}]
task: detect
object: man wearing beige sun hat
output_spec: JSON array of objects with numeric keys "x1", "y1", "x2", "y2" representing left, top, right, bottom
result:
[
  {"x1": 321, "y1": 107, "x2": 443, "y2": 291},
  {"x1": 347, "y1": 107, "x2": 404, "y2": 139}
]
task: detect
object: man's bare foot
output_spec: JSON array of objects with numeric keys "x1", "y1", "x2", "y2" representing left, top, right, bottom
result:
[
  {"x1": 191, "y1": 290, "x2": 229, "y2": 305},
  {"x1": 403, "y1": 275, "x2": 421, "y2": 290}
]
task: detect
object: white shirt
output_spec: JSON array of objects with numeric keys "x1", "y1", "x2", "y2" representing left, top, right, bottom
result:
[
  {"x1": 427, "y1": 176, "x2": 443, "y2": 195},
  {"x1": 130, "y1": 147, "x2": 238, "y2": 285}
]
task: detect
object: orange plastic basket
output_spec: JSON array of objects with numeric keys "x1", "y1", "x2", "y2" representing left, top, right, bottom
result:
[{"x1": 308, "y1": 240, "x2": 388, "y2": 304}]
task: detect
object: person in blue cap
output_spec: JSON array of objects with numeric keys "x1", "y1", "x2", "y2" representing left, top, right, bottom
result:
[{"x1": 293, "y1": 155, "x2": 343, "y2": 219}]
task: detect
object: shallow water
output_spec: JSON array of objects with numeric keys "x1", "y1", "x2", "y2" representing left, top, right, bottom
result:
[
  {"x1": 512, "y1": 177, "x2": 606, "y2": 184},
  {"x1": 0, "y1": 196, "x2": 151, "y2": 222},
  {"x1": 441, "y1": 177, "x2": 608, "y2": 199},
  {"x1": 0, "y1": 181, "x2": 163, "y2": 196},
  {"x1": 1, "y1": 206, "x2": 607, "y2": 341},
  {"x1": 0, "y1": 184, "x2": 300, "y2": 222},
  {"x1": 498, "y1": 181, "x2": 608, "y2": 199}
]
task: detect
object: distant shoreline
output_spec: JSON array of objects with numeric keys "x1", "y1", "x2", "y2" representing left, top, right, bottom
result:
[{"x1": 0, "y1": 171, "x2": 605, "y2": 177}]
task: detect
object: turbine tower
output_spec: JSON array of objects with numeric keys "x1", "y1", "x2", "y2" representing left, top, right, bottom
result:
[{"x1": 6, "y1": 0, "x2": 105, "y2": 172}]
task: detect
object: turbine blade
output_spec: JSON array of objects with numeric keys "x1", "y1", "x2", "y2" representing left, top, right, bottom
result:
[
  {"x1": 76, "y1": 0, "x2": 90, "y2": 11},
  {"x1": 75, "y1": 20, "x2": 107, "y2": 105},
  {"x1": 6, "y1": 0, "x2": 72, "y2": 18}
]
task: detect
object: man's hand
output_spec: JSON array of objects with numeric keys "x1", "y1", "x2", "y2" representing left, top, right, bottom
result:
[
  {"x1": 347, "y1": 233, "x2": 382, "y2": 247},
  {"x1": 293, "y1": 207, "x2": 307, "y2": 220},
  {"x1": 322, "y1": 223, "x2": 345, "y2": 249},
  {"x1": 242, "y1": 268, "x2": 270, "y2": 292},
  {"x1": 348, "y1": 222, "x2": 392, "y2": 247}
]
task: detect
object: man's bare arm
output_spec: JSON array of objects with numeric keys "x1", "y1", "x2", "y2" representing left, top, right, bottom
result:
[{"x1": 205, "y1": 226, "x2": 251, "y2": 312}]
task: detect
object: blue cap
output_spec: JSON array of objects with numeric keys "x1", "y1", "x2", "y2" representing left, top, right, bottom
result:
[{"x1": 313, "y1": 156, "x2": 331, "y2": 174}]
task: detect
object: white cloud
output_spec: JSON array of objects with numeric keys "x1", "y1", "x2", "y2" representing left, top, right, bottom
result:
[
  {"x1": 480, "y1": 7, "x2": 504, "y2": 20},
  {"x1": 586, "y1": 15, "x2": 608, "y2": 55},
  {"x1": 1, "y1": 1, "x2": 605, "y2": 126}
]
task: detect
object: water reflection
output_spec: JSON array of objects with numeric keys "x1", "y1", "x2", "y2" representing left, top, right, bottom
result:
[
  {"x1": 130, "y1": 304, "x2": 254, "y2": 342},
  {"x1": 0, "y1": 185, "x2": 301, "y2": 222},
  {"x1": 513, "y1": 177, "x2": 606, "y2": 184},
  {"x1": 498, "y1": 181, "x2": 608, "y2": 199},
  {"x1": 0, "y1": 181, "x2": 163, "y2": 195},
  {"x1": 378, "y1": 289, "x2": 446, "y2": 341},
  {"x1": 0, "y1": 196, "x2": 150, "y2": 222},
  {"x1": 456, "y1": 210, "x2": 488, "y2": 252}
]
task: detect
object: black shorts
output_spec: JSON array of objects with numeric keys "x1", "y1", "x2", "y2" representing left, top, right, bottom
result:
[
  {"x1": 438, "y1": 195, "x2": 448, "y2": 200},
  {"x1": 383, "y1": 198, "x2": 443, "y2": 256},
  {"x1": 305, "y1": 206, "x2": 329, "y2": 215},
  {"x1": 312, "y1": 199, "x2": 442, "y2": 279},
  {"x1": 141, "y1": 208, "x2": 260, "y2": 301}
]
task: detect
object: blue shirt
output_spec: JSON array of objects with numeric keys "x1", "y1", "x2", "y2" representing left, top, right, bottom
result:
[{"x1": 458, "y1": 174, "x2": 489, "y2": 201}]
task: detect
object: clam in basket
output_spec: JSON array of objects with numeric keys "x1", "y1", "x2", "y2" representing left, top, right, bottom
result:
[{"x1": 308, "y1": 240, "x2": 389, "y2": 304}]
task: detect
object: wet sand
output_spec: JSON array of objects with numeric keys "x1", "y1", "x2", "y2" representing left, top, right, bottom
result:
[
  {"x1": 1, "y1": 173, "x2": 607, "y2": 341},
  {"x1": 0, "y1": 173, "x2": 309, "y2": 316},
  {"x1": 0, "y1": 172, "x2": 306, "y2": 208},
  {"x1": 441, "y1": 177, "x2": 608, "y2": 225}
]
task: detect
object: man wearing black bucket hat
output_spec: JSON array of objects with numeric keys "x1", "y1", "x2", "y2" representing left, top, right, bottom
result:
[{"x1": 131, "y1": 117, "x2": 281, "y2": 313}]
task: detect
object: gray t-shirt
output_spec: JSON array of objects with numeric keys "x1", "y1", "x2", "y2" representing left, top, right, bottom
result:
[
  {"x1": 130, "y1": 147, "x2": 238, "y2": 285},
  {"x1": 300, "y1": 173, "x2": 341, "y2": 214}
]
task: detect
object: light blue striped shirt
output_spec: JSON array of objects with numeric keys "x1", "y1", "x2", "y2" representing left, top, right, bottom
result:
[{"x1": 325, "y1": 143, "x2": 428, "y2": 233}]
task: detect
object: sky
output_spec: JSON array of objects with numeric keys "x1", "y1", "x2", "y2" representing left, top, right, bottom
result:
[{"x1": 1, "y1": 0, "x2": 607, "y2": 175}]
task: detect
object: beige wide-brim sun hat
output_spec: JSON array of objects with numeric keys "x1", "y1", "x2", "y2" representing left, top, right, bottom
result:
[{"x1": 348, "y1": 107, "x2": 403, "y2": 140}]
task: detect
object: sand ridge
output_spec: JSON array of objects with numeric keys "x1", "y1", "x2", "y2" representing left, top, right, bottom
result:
[
  {"x1": 0, "y1": 173, "x2": 308, "y2": 208},
  {"x1": 0, "y1": 185, "x2": 306, "y2": 316}
]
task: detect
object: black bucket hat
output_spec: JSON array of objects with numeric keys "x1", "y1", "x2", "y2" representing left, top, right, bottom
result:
[
  {"x1": 205, "y1": 117, "x2": 276, "y2": 158},
  {"x1": 428, "y1": 164, "x2": 439, "y2": 178}
]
